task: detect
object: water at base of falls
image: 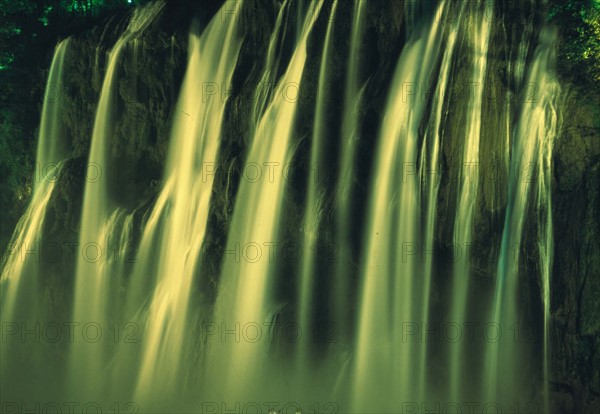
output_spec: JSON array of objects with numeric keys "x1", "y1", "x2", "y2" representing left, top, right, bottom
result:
[{"x1": 1, "y1": 1, "x2": 562, "y2": 412}]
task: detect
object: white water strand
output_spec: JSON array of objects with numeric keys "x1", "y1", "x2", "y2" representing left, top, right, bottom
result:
[
  {"x1": 333, "y1": 0, "x2": 366, "y2": 340},
  {"x1": 69, "y1": 1, "x2": 166, "y2": 398},
  {"x1": 36, "y1": 39, "x2": 71, "y2": 186},
  {"x1": 0, "y1": 39, "x2": 71, "y2": 399},
  {"x1": 130, "y1": 4, "x2": 243, "y2": 403},
  {"x1": 485, "y1": 25, "x2": 559, "y2": 402},
  {"x1": 352, "y1": 2, "x2": 448, "y2": 410},
  {"x1": 297, "y1": 0, "x2": 339, "y2": 370},
  {"x1": 253, "y1": 0, "x2": 292, "y2": 126},
  {"x1": 447, "y1": 1, "x2": 494, "y2": 400},
  {"x1": 0, "y1": 38, "x2": 70, "y2": 320},
  {"x1": 207, "y1": 1, "x2": 324, "y2": 402},
  {"x1": 416, "y1": 2, "x2": 465, "y2": 398}
]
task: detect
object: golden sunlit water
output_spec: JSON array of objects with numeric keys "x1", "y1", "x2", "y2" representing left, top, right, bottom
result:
[{"x1": 0, "y1": 1, "x2": 565, "y2": 412}]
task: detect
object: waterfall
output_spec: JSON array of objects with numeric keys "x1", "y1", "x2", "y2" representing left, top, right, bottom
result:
[
  {"x1": 1, "y1": 38, "x2": 70, "y2": 320},
  {"x1": 128, "y1": 3, "x2": 243, "y2": 404},
  {"x1": 253, "y1": 0, "x2": 291, "y2": 126},
  {"x1": 1, "y1": 0, "x2": 568, "y2": 412},
  {"x1": 297, "y1": 0, "x2": 338, "y2": 370},
  {"x1": 417, "y1": 2, "x2": 464, "y2": 399},
  {"x1": 334, "y1": 0, "x2": 366, "y2": 343},
  {"x1": 352, "y1": 2, "x2": 449, "y2": 410},
  {"x1": 0, "y1": 38, "x2": 71, "y2": 402},
  {"x1": 69, "y1": 0, "x2": 165, "y2": 398},
  {"x1": 447, "y1": 0, "x2": 494, "y2": 400},
  {"x1": 0, "y1": 169, "x2": 62, "y2": 324},
  {"x1": 35, "y1": 39, "x2": 71, "y2": 187},
  {"x1": 206, "y1": 1, "x2": 325, "y2": 401},
  {"x1": 485, "y1": 25, "x2": 560, "y2": 403}
]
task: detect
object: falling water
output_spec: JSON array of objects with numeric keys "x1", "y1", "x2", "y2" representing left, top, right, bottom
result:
[
  {"x1": 502, "y1": 0, "x2": 535, "y2": 187},
  {"x1": 297, "y1": 0, "x2": 338, "y2": 369},
  {"x1": 334, "y1": 0, "x2": 366, "y2": 341},
  {"x1": 69, "y1": 0, "x2": 165, "y2": 398},
  {"x1": 0, "y1": 169, "x2": 61, "y2": 325},
  {"x1": 98, "y1": 208, "x2": 135, "y2": 320},
  {"x1": 207, "y1": 0, "x2": 324, "y2": 402},
  {"x1": 253, "y1": 0, "x2": 291, "y2": 127},
  {"x1": 36, "y1": 39, "x2": 71, "y2": 185},
  {"x1": 538, "y1": 98, "x2": 556, "y2": 414},
  {"x1": 485, "y1": 25, "x2": 560, "y2": 404},
  {"x1": 1, "y1": 1, "x2": 568, "y2": 412},
  {"x1": 0, "y1": 39, "x2": 71, "y2": 402},
  {"x1": 352, "y1": 2, "x2": 449, "y2": 410},
  {"x1": 447, "y1": 0, "x2": 494, "y2": 400},
  {"x1": 416, "y1": 3, "x2": 464, "y2": 399},
  {"x1": 129, "y1": 5, "x2": 243, "y2": 404},
  {"x1": 0, "y1": 38, "x2": 70, "y2": 321}
]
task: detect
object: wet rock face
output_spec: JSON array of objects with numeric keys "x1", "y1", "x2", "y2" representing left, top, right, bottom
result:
[
  {"x1": 3, "y1": 0, "x2": 600, "y2": 410},
  {"x1": 59, "y1": 8, "x2": 189, "y2": 210},
  {"x1": 551, "y1": 85, "x2": 600, "y2": 409},
  {"x1": 40, "y1": 157, "x2": 87, "y2": 320}
]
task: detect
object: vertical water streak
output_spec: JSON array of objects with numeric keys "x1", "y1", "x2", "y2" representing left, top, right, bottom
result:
[
  {"x1": 334, "y1": 0, "x2": 366, "y2": 342},
  {"x1": 99, "y1": 208, "x2": 135, "y2": 322},
  {"x1": 503, "y1": 1, "x2": 535, "y2": 184},
  {"x1": 36, "y1": 39, "x2": 71, "y2": 187},
  {"x1": 122, "y1": 180, "x2": 172, "y2": 319},
  {"x1": 447, "y1": 1, "x2": 493, "y2": 400},
  {"x1": 0, "y1": 167, "x2": 62, "y2": 323},
  {"x1": 297, "y1": 0, "x2": 338, "y2": 369},
  {"x1": 352, "y1": 3, "x2": 447, "y2": 410},
  {"x1": 208, "y1": 1, "x2": 324, "y2": 401},
  {"x1": 93, "y1": 45, "x2": 101, "y2": 88},
  {"x1": 404, "y1": 0, "x2": 416, "y2": 35},
  {"x1": 537, "y1": 12, "x2": 558, "y2": 411},
  {"x1": 69, "y1": 1, "x2": 165, "y2": 398},
  {"x1": 0, "y1": 37, "x2": 70, "y2": 316},
  {"x1": 484, "y1": 26, "x2": 559, "y2": 403},
  {"x1": 0, "y1": 37, "x2": 70, "y2": 360},
  {"x1": 0, "y1": 168, "x2": 62, "y2": 402},
  {"x1": 296, "y1": 0, "x2": 304, "y2": 42},
  {"x1": 538, "y1": 110, "x2": 555, "y2": 414},
  {"x1": 0, "y1": 38, "x2": 71, "y2": 397},
  {"x1": 416, "y1": 3, "x2": 464, "y2": 398},
  {"x1": 130, "y1": 4, "x2": 243, "y2": 403},
  {"x1": 253, "y1": 0, "x2": 291, "y2": 126}
]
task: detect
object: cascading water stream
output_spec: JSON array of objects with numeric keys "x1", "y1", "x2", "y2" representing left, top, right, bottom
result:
[
  {"x1": 253, "y1": 0, "x2": 291, "y2": 126},
  {"x1": 416, "y1": 3, "x2": 464, "y2": 398},
  {"x1": 499, "y1": 0, "x2": 536, "y2": 213},
  {"x1": 0, "y1": 170, "x2": 62, "y2": 325},
  {"x1": 0, "y1": 38, "x2": 71, "y2": 402},
  {"x1": 447, "y1": 0, "x2": 494, "y2": 400},
  {"x1": 297, "y1": 0, "x2": 338, "y2": 370},
  {"x1": 0, "y1": 38, "x2": 70, "y2": 323},
  {"x1": 128, "y1": 4, "x2": 244, "y2": 403},
  {"x1": 35, "y1": 39, "x2": 71, "y2": 186},
  {"x1": 538, "y1": 100, "x2": 556, "y2": 414},
  {"x1": 206, "y1": 1, "x2": 324, "y2": 401},
  {"x1": 98, "y1": 208, "x2": 135, "y2": 321},
  {"x1": 69, "y1": 0, "x2": 165, "y2": 398},
  {"x1": 334, "y1": 0, "x2": 366, "y2": 341},
  {"x1": 352, "y1": 2, "x2": 449, "y2": 410},
  {"x1": 484, "y1": 25, "x2": 560, "y2": 403}
]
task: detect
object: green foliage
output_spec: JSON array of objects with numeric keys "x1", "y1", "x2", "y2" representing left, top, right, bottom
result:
[
  {"x1": 0, "y1": 105, "x2": 35, "y2": 244},
  {"x1": 0, "y1": 0, "x2": 137, "y2": 72},
  {"x1": 549, "y1": 0, "x2": 600, "y2": 84}
]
